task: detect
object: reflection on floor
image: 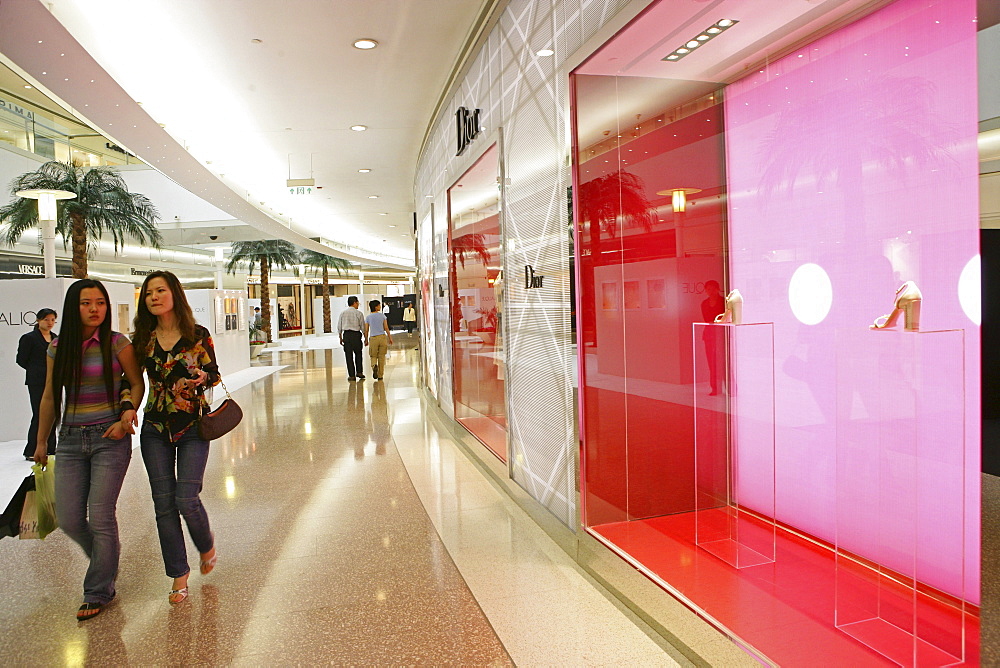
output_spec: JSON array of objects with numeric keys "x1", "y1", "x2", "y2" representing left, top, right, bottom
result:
[
  {"x1": 593, "y1": 512, "x2": 979, "y2": 667},
  {"x1": 0, "y1": 333, "x2": 674, "y2": 666}
]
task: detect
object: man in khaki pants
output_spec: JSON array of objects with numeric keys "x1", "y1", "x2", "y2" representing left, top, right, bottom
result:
[{"x1": 364, "y1": 300, "x2": 393, "y2": 380}]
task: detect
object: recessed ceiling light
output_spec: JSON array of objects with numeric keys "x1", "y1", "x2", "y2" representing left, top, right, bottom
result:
[
  {"x1": 379, "y1": 213, "x2": 388, "y2": 216},
  {"x1": 350, "y1": 125, "x2": 367, "y2": 131},
  {"x1": 353, "y1": 38, "x2": 378, "y2": 50},
  {"x1": 537, "y1": 49, "x2": 554, "y2": 57},
  {"x1": 663, "y1": 19, "x2": 738, "y2": 62},
  {"x1": 388, "y1": 224, "x2": 397, "y2": 227},
  {"x1": 368, "y1": 195, "x2": 379, "y2": 199},
  {"x1": 425, "y1": 195, "x2": 433, "y2": 198},
  {"x1": 23, "y1": 85, "x2": 31, "y2": 89},
  {"x1": 358, "y1": 168, "x2": 371, "y2": 173}
]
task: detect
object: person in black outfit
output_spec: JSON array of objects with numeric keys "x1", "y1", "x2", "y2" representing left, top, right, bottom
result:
[{"x1": 17, "y1": 308, "x2": 58, "y2": 459}]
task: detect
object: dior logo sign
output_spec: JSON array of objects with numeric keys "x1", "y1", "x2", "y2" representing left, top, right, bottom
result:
[
  {"x1": 524, "y1": 265, "x2": 544, "y2": 289},
  {"x1": 455, "y1": 106, "x2": 482, "y2": 156}
]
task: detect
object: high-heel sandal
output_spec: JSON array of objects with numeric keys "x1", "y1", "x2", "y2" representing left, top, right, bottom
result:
[
  {"x1": 200, "y1": 549, "x2": 217, "y2": 576},
  {"x1": 871, "y1": 281, "x2": 922, "y2": 331},
  {"x1": 168, "y1": 587, "x2": 188, "y2": 605},
  {"x1": 714, "y1": 289, "x2": 744, "y2": 325}
]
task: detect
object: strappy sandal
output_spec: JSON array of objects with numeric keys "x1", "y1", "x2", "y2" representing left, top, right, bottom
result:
[
  {"x1": 168, "y1": 587, "x2": 189, "y2": 605},
  {"x1": 200, "y1": 548, "x2": 217, "y2": 576},
  {"x1": 77, "y1": 602, "x2": 104, "y2": 621}
]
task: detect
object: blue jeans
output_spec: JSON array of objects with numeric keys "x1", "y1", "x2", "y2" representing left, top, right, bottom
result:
[
  {"x1": 140, "y1": 423, "x2": 213, "y2": 578},
  {"x1": 55, "y1": 421, "x2": 132, "y2": 605}
]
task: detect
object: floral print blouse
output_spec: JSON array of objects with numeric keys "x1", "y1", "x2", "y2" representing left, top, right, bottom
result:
[{"x1": 142, "y1": 325, "x2": 221, "y2": 442}]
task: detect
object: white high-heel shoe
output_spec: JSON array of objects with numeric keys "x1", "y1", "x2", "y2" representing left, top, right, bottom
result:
[
  {"x1": 714, "y1": 289, "x2": 743, "y2": 325},
  {"x1": 871, "y1": 281, "x2": 921, "y2": 331}
]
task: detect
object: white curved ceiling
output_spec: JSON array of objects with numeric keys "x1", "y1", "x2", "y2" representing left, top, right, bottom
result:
[{"x1": 0, "y1": 0, "x2": 492, "y2": 270}]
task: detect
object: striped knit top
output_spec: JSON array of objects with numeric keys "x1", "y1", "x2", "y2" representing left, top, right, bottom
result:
[{"x1": 48, "y1": 331, "x2": 134, "y2": 426}]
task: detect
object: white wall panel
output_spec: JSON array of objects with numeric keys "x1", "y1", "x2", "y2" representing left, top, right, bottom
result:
[{"x1": 415, "y1": 0, "x2": 643, "y2": 528}]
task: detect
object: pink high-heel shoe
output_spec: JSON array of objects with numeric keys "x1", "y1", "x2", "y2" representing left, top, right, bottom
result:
[{"x1": 871, "y1": 281, "x2": 921, "y2": 331}]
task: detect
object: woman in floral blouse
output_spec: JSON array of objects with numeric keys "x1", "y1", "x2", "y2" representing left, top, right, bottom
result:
[{"x1": 132, "y1": 271, "x2": 220, "y2": 605}]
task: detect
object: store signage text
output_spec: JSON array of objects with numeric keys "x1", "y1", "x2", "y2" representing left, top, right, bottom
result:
[
  {"x1": 0, "y1": 311, "x2": 38, "y2": 327},
  {"x1": 18, "y1": 264, "x2": 43, "y2": 275},
  {"x1": 455, "y1": 106, "x2": 482, "y2": 156},
  {"x1": 524, "y1": 265, "x2": 544, "y2": 289},
  {"x1": 131, "y1": 268, "x2": 154, "y2": 276},
  {"x1": 0, "y1": 97, "x2": 34, "y2": 120},
  {"x1": 106, "y1": 142, "x2": 135, "y2": 157}
]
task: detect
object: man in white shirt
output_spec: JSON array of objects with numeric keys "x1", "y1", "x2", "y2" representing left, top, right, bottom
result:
[{"x1": 338, "y1": 296, "x2": 367, "y2": 381}]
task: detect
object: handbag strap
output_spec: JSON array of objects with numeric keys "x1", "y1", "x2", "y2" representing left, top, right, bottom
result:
[{"x1": 216, "y1": 377, "x2": 233, "y2": 401}]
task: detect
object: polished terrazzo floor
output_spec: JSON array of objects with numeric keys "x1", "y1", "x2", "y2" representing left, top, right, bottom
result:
[{"x1": 0, "y1": 333, "x2": 676, "y2": 666}]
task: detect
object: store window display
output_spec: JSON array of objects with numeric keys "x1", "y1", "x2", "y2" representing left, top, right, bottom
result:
[
  {"x1": 448, "y1": 145, "x2": 506, "y2": 459},
  {"x1": 572, "y1": 0, "x2": 979, "y2": 663}
]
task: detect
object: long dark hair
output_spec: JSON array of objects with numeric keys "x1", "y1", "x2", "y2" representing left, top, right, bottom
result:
[
  {"x1": 52, "y1": 280, "x2": 115, "y2": 424},
  {"x1": 132, "y1": 271, "x2": 197, "y2": 363}
]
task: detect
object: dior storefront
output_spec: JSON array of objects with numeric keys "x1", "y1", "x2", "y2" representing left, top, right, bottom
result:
[{"x1": 414, "y1": 0, "x2": 990, "y2": 664}]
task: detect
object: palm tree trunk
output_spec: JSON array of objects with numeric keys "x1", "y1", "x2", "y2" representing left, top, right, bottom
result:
[
  {"x1": 260, "y1": 258, "x2": 272, "y2": 343},
  {"x1": 322, "y1": 265, "x2": 331, "y2": 333},
  {"x1": 70, "y1": 212, "x2": 87, "y2": 278}
]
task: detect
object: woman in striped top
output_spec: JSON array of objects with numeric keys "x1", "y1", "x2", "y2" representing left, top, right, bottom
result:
[{"x1": 35, "y1": 279, "x2": 145, "y2": 621}]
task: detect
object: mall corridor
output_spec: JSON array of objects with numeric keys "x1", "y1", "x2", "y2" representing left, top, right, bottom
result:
[{"x1": 0, "y1": 334, "x2": 682, "y2": 667}]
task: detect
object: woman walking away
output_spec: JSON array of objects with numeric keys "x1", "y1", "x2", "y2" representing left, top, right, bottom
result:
[
  {"x1": 34, "y1": 280, "x2": 144, "y2": 621},
  {"x1": 131, "y1": 271, "x2": 220, "y2": 605},
  {"x1": 18, "y1": 308, "x2": 58, "y2": 460}
]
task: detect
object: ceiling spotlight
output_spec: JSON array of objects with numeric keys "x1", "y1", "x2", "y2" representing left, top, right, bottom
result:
[
  {"x1": 358, "y1": 168, "x2": 371, "y2": 173},
  {"x1": 353, "y1": 38, "x2": 378, "y2": 49},
  {"x1": 379, "y1": 213, "x2": 388, "y2": 216},
  {"x1": 368, "y1": 195, "x2": 379, "y2": 199},
  {"x1": 388, "y1": 224, "x2": 397, "y2": 228},
  {"x1": 350, "y1": 125, "x2": 367, "y2": 131},
  {"x1": 537, "y1": 49, "x2": 554, "y2": 57},
  {"x1": 23, "y1": 85, "x2": 32, "y2": 89},
  {"x1": 663, "y1": 19, "x2": 739, "y2": 62}
]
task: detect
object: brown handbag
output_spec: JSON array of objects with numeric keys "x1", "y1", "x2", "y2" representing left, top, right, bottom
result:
[{"x1": 197, "y1": 379, "x2": 243, "y2": 441}]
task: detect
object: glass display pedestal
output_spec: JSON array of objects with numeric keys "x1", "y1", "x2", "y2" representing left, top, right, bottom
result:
[
  {"x1": 693, "y1": 322, "x2": 776, "y2": 568},
  {"x1": 835, "y1": 328, "x2": 966, "y2": 666}
]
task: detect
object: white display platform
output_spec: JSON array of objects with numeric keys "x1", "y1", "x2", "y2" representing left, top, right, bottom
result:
[
  {"x1": 0, "y1": 278, "x2": 135, "y2": 442},
  {"x1": 187, "y1": 289, "x2": 250, "y2": 378}
]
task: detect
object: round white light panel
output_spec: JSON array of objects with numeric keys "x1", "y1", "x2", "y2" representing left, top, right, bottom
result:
[
  {"x1": 958, "y1": 254, "x2": 980, "y2": 325},
  {"x1": 788, "y1": 263, "x2": 833, "y2": 325}
]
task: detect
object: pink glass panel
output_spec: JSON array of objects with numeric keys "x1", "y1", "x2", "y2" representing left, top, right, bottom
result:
[{"x1": 723, "y1": 0, "x2": 979, "y2": 601}]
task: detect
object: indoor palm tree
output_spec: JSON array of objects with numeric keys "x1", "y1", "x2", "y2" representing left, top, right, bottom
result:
[
  {"x1": 0, "y1": 161, "x2": 162, "y2": 278},
  {"x1": 300, "y1": 249, "x2": 352, "y2": 334},
  {"x1": 226, "y1": 240, "x2": 299, "y2": 343}
]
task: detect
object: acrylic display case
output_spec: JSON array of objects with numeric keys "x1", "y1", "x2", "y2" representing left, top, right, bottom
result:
[
  {"x1": 693, "y1": 322, "x2": 776, "y2": 568},
  {"x1": 835, "y1": 328, "x2": 966, "y2": 666}
]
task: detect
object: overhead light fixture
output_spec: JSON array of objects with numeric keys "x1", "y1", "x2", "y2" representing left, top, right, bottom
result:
[
  {"x1": 379, "y1": 213, "x2": 388, "y2": 216},
  {"x1": 351, "y1": 125, "x2": 367, "y2": 131},
  {"x1": 368, "y1": 195, "x2": 379, "y2": 199},
  {"x1": 663, "y1": 19, "x2": 739, "y2": 62},
  {"x1": 23, "y1": 85, "x2": 32, "y2": 89},
  {"x1": 358, "y1": 168, "x2": 371, "y2": 173},
  {"x1": 353, "y1": 38, "x2": 378, "y2": 50},
  {"x1": 388, "y1": 224, "x2": 397, "y2": 228},
  {"x1": 537, "y1": 49, "x2": 554, "y2": 57}
]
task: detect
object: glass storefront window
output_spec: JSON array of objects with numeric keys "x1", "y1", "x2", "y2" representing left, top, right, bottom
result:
[
  {"x1": 572, "y1": 0, "x2": 980, "y2": 663},
  {"x1": 448, "y1": 144, "x2": 507, "y2": 460}
]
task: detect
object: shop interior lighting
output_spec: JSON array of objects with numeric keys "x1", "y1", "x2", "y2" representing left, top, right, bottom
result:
[
  {"x1": 353, "y1": 39, "x2": 378, "y2": 50},
  {"x1": 663, "y1": 19, "x2": 739, "y2": 61},
  {"x1": 350, "y1": 125, "x2": 368, "y2": 131},
  {"x1": 358, "y1": 168, "x2": 371, "y2": 173}
]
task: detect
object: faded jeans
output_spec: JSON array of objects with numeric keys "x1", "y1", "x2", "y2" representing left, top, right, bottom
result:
[
  {"x1": 140, "y1": 423, "x2": 214, "y2": 578},
  {"x1": 55, "y1": 421, "x2": 132, "y2": 605}
]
